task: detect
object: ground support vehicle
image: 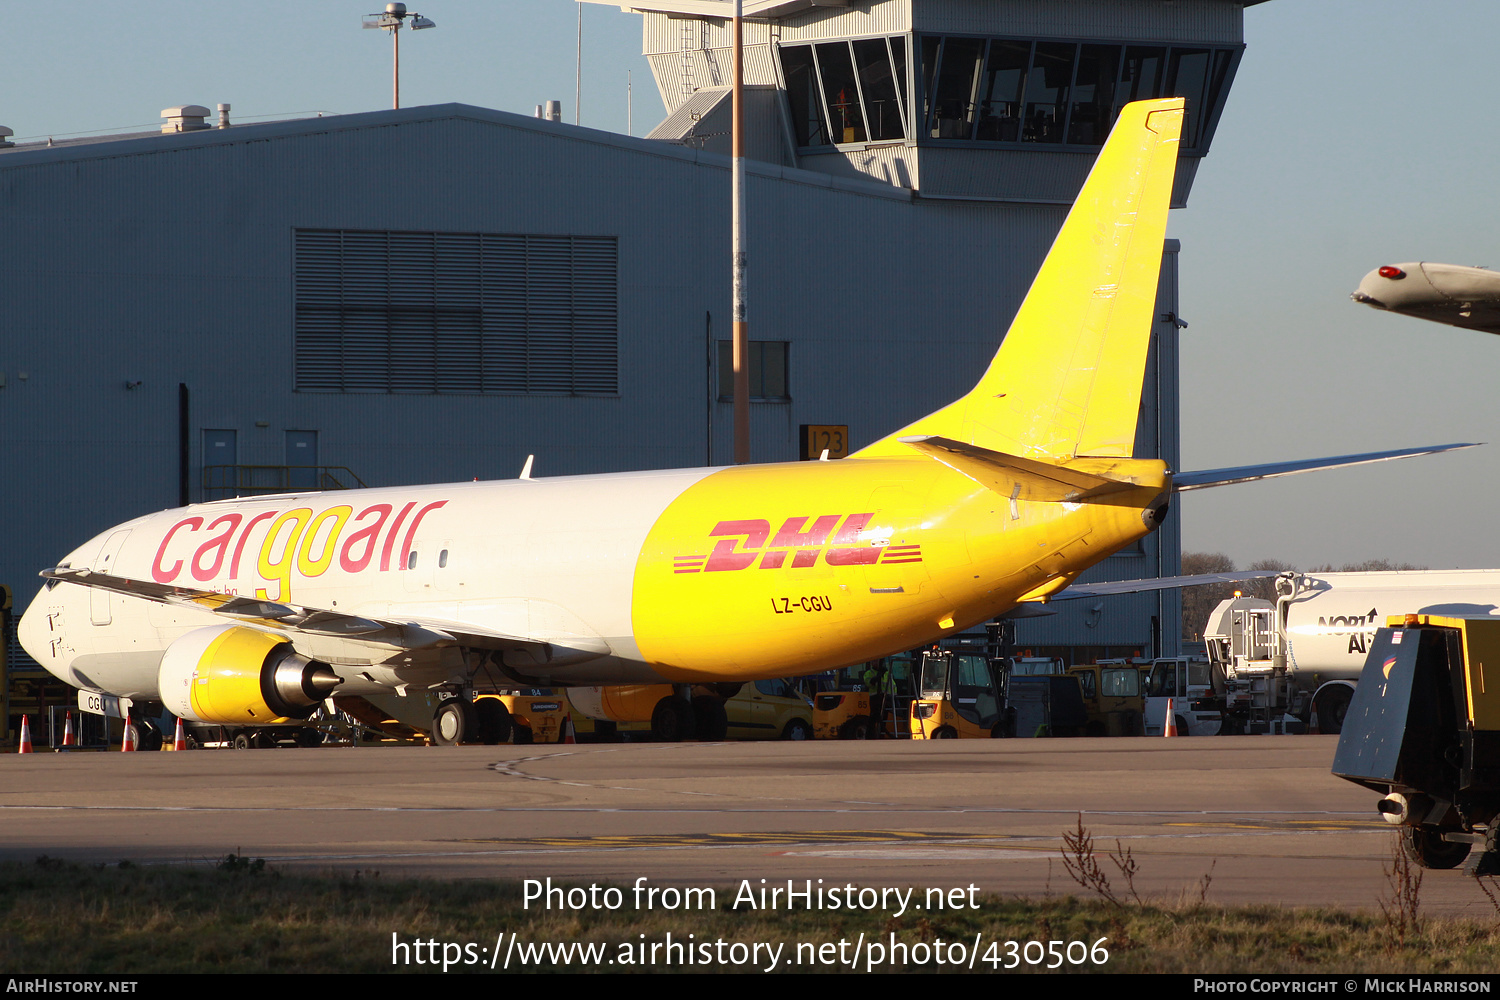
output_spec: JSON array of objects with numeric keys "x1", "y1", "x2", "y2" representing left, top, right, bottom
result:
[
  {"x1": 910, "y1": 647, "x2": 1082, "y2": 739},
  {"x1": 909, "y1": 648, "x2": 1005, "y2": 739},
  {"x1": 1006, "y1": 675, "x2": 1089, "y2": 738},
  {"x1": 724, "y1": 678, "x2": 815, "y2": 740},
  {"x1": 1201, "y1": 571, "x2": 1500, "y2": 734},
  {"x1": 1142, "y1": 656, "x2": 1223, "y2": 736},
  {"x1": 1333, "y1": 614, "x2": 1500, "y2": 873},
  {"x1": 1067, "y1": 663, "x2": 1145, "y2": 736},
  {"x1": 812, "y1": 655, "x2": 916, "y2": 739},
  {"x1": 491, "y1": 690, "x2": 568, "y2": 744}
]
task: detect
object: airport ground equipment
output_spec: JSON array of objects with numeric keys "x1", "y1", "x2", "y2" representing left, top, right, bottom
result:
[
  {"x1": 1007, "y1": 675, "x2": 1090, "y2": 738},
  {"x1": 491, "y1": 690, "x2": 566, "y2": 744},
  {"x1": 1332, "y1": 614, "x2": 1500, "y2": 873},
  {"x1": 723, "y1": 678, "x2": 814, "y2": 740},
  {"x1": 1067, "y1": 663, "x2": 1145, "y2": 736},
  {"x1": 910, "y1": 647, "x2": 1006, "y2": 739},
  {"x1": 1142, "y1": 656, "x2": 1222, "y2": 736},
  {"x1": 812, "y1": 654, "x2": 916, "y2": 739},
  {"x1": 1203, "y1": 570, "x2": 1500, "y2": 734}
]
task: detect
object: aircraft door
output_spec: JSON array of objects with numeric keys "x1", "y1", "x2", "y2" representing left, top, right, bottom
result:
[{"x1": 89, "y1": 530, "x2": 131, "y2": 625}]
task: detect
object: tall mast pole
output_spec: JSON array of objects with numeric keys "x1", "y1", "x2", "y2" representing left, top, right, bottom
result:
[
  {"x1": 731, "y1": 1, "x2": 750, "y2": 464},
  {"x1": 393, "y1": 22, "x2": 400, "y2": 109}
]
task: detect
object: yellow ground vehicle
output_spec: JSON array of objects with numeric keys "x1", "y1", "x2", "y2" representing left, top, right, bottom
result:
[
  {"x1": 912, "y1": 649, "x2": 1089, "y2": 739},
  {"x1": 1067, "y1": 664, "x2": 1146, "y2": 736},
  {"x1": 813, "y1": 655, "x2": 915, "y2": 739},
  {"x1": 491, "y1": 690, "x2": 569, "y2": 744},
  {"x1": 724, "y1": 678, "x2": 815, "y2": 740},
  {"x1": 910, "y1": 649, "x2": 1006, "y2": 739}
]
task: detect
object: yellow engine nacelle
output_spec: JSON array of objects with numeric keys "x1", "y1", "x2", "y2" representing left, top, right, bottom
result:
[{"x1": 158, "y1": 625, "x2": 342, "y2": 725}]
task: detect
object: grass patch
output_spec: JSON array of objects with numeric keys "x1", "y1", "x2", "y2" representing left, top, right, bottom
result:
[{"x1": 2, "y1": 856, "x2": 1500, "y2": 973}]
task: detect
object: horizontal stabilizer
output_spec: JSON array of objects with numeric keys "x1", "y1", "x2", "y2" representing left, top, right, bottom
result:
[
  {"x1": 36, "y1": 566, "x2": 597, "y2": 662},
  {"x1": 1173, "y1": 443, "x2": 1481, "y2": 492},
  {"x1": 1055, "y1": 570, "x2": 1282, "y2": 601},
  {"x1": 900, "y1": 435, "x2": 1138, "y2": 502}
]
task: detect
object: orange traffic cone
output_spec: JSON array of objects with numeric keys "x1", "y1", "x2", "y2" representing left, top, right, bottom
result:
[
  {"x1": 18, "y1": 715, "x2": 33, "y2": 754},
  {"x1": 62, "y1": 712, "x2": 76, "y2": 747},
  {"x1": 121, "y1": 720, "x2": 136, "y2": 752},
  {"x1": 1308, "y1": 705, "x2": 1321, "y2": 735},
  {"x1": 561, "y1": 715, "x2": 577, "y2": 745},
  {"x1": 1163, "y1": 698, "x2": 1179, "y2": 738},
  {"x1": 172, "y1": 718, "x2": 187, "y2": 752}
]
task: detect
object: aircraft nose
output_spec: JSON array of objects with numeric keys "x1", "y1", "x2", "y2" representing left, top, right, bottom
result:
[{"x1": 16, "y1": 586, "x2": 71, "y2": 683}]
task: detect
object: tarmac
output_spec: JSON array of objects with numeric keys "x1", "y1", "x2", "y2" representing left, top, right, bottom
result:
[{"x1": 2, "y1": 734, "x2": 1495, "y2": 918}]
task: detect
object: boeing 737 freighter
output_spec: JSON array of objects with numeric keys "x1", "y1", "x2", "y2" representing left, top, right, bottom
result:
[{"x1": 17, "y1": 99, "x2": 1475, "y2": 745}]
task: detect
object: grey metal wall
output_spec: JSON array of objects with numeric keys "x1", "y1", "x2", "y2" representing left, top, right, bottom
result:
[{"x1": 0, "y1": 102, "x2": 1179, "y2": 652}]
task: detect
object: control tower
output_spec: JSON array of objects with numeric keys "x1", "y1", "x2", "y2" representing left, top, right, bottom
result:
[{"x1": 595, "y1": 0, "x2": 1255, "y2": 206}]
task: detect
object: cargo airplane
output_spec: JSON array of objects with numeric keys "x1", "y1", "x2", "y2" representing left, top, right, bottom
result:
[{"x1": 18, "y1": 99, "x2": 1476, "y2": 746}]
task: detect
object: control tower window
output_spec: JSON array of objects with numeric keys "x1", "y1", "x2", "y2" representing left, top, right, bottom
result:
[
  {"x1": 1022, "y1": 42, "x2": 1075, "y2": 143},
  {"x1": 781, "y1": 38, "x2": 908, "y2": 148},
  {"x1": 1069, "y1": 44, "x2": 1120, "y2": 145},
  {"x1": 816, "y1": 42, "x2": 867, "y2": 144},
  {"x1": 916, "y1": 35, "x2": 1240, "y2": 154},
  {"x1": 853, "y1": 38, "x2": 904, "y2": 141},
  {"x1": 782, "y1": 46, "x2": 829, "y2": 147},
  {"x1": 927, "y1": 36, "x2": 984, "y2": 139},
  {"x1": 975, "y1": 40, "x2": 1029, "y2": 141}
]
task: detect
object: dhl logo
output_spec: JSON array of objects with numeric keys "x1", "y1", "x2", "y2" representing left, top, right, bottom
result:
[
  {"x1": 672, "y1": 514, "x2": 922, "y2": 574},
  {"x1": 151, "y1": 499, "x2": 449, "y2": 601}
]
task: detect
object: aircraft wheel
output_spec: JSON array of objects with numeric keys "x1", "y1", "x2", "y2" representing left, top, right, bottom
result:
[
  {"x1": 232, "y1": 732, "x2": 251, "y2": 750},
  {"x1": 691, "y1": 696, "x2": 728, "y2": 741},
  {"x1": 433, "y1": 699, "x2": 477, "y2": 746},
  {"x1": 1313, "y1": 686, "x2": 1353, "y2": 735},
  {"x1": 133, "y1": 720, "x2": 163, "y2": 752},
  {"x1": 474, "y1": 698, "x2": 513, "y2": 745},
  {"x1": 781, "y1": 719, "x2": 812, "y2": 741},
  {"x1": 1401, "y1": 826, "x2": 1472, "y2": 870},
  {"x1": 932, "y1": 726, "x2": 958, "y2": 740},
  {"x1": 651, "y1": 697, "x2": 691, "y2": 742},
  {"x1": 293, "y1": 728, "x2": 324, "y2": 748}
]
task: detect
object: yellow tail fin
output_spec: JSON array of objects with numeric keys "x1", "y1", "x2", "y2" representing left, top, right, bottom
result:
[{"x1": 856, "y1": 97, "x2": 1184, "y2": 461}]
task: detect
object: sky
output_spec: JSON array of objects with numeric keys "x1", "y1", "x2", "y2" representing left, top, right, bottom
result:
[{"x1": 6, "y1": 0, "x2": 1500, "y2": 570}]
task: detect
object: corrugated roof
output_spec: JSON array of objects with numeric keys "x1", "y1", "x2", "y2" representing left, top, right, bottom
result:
[{"x1": 0, "y1": 102, "x2": 911, "y2": 203}]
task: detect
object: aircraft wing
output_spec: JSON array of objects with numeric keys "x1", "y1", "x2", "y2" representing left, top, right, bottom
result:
[
  {"x1": 1052, "y1": 570, "x2": 1281, "y2": 600},
  {"x1": 1172, "y1": 443, "x2": 1480, "y2": 491},
  {"x1": 38, "y1": 566, "x2": 558, "y2": 657}
]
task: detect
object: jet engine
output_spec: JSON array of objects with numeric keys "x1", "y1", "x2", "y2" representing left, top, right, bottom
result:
[{"x1": 158, "y1": 624, "x2": 342, "y2": 725}]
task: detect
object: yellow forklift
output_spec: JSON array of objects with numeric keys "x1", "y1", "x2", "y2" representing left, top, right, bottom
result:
[{"x1": 908, "y1": 646, "x2": 1087, "y2": 739}]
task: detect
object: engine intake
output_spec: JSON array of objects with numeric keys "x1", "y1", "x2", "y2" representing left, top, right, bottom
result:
[{"x1": 159, "y1": 625, "x2": 342, "y2": 725}]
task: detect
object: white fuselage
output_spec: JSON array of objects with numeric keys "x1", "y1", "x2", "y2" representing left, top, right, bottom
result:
[{"x1": 19, "y1": 468, "x2": 713, "y2": 700}]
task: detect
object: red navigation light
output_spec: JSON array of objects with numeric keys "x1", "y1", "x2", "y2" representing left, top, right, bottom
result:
[{"x1": 1378, "y1": 266, "x2": 1406, "y2": 280}]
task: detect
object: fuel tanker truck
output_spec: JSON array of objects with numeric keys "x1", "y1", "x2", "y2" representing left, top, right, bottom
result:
[{"x1": 1202, "y1": 570, "x2": 1500, "y2": 735}]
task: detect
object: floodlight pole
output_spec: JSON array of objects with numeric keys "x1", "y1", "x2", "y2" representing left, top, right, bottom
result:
[
  {"x1": 731, "y1": 0, "x2": 750, "y2": 464},
  {"x1": 364, "y1": 5, "x2": 434, "y2": 111}
]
